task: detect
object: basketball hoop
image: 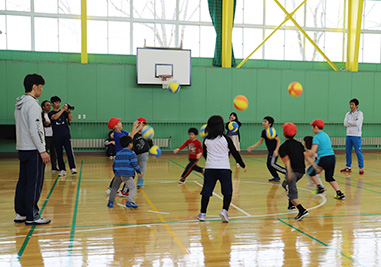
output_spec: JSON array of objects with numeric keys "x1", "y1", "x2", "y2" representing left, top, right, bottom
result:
[{"x1": 158, "y1": 75, "x2": 173, "y2": 89}]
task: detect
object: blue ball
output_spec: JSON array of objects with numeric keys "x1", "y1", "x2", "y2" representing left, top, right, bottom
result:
[
  {"x1": 266, "y1": 127, "x2": 277, "y2": 139},
  {"x1": 228, "y1": 122, "x2": 239, "y2": 133},
  {"x1": 149, "y1": 145, "x2": 161, "y2": 158}
]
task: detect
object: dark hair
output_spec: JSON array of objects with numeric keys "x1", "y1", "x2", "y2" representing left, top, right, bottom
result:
[
  {"x1": 350, "y1": 98, "x2": 359, "y2": 106},
  {"x1": 303, "y1": 136, "x2": 313, "y2": 149},
  {"x1": 108, "y1": 131, "x2": 114, "y2": 139},
  {"x1": 120, "y1": 135, "x2": 132, "y2": 148},
  {"x1": 264, "y1": 116, "x2": 274, "y2": 126},
  {"x1": 41, "y1": 100, "x2": 50, "y2": 108},
  {"x1": 188, "y1": 127, "x2": 198, "y2": 135},
  {"x1": 229, "y1": 112, "x2": 238, "y2": 121},
  {"x1": 24, "y1": 74, "x2": 45, "y2": 93},
  {"x1": 50, "y1": 96, "x2": 61, "y2": 103},
  {"x1": 205, "y1": 115, "x2": 224, "y2": 139}
]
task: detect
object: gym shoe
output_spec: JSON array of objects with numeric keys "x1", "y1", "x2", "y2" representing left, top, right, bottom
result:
[
  {"x1": 25, "y1": 217, "x2": 51, "y2": 225},
  {"x1": 287, "y1": 205, "x2": 296, "y2": 211},
  {"x1": 236, "y1": 163, "x2": 240, "y2": 168},
  {"x1": 71, "y1": 168, "x2": 78, "y2": 175},
  {"x1": 340, "y1": 167, "x2": 352, "y2": 173},
  {"x1": 137, "y1": 180, "x2": 144, "y2": 188},
  {"x1": 14, "y1": 213, "x2": 26, "y2": 223},
  {"x1": 59, "y1": 170, "x2": 66, "y2": 176},
  {"x1": 107, "y1": 201, "x2": 113, "y2": 208},
  {"x1": 105, "y1": 187, "x2": 111, "y2": 194},
  {"x1": 197, "y1": 213, "x2": 206, "y2": 221},
  {"x1": 359, "y1": 168, "x2": 364, "y2": 175},
  {"x1": 334, "y1": 192, "x2": 345, "y2": 200},
  {"x1": 126, "y1": 201, "x2": 138, "y2": 208},
  {"x1": 51, "y1": 169, "x2": 59, "y2": 173},
  {"x1": 311, "y1": 187, "x2": 326, "y2": 194},
  {"x1": 295, "y1": 210, "x2": 309, "y2": 221},
  {"x1": 219, "y1": 209, "x2": 229, "y2": 223},
  {"x1": 178, "y1": 178, "x2": 186, "y2": 184},
  {"x1": 117, "y1": 190, "x2": 129, "y2": 197},
  {"x1": 306, "y1": 182, "x2": 315, "y2": 187},
  {"x1": 268, "y1": 177, "x2": 281, "y2": 182}
]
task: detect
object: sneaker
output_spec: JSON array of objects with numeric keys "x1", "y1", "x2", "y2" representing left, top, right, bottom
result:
[
  {"x1": 59, "y1": 170, "x2": 66, "y2": 177},
  {"x1": 197, "y1": 213, "x2": 206, "y2": 221},
  {"x1": 287, "y1": 205, "x2": 296, "y2": 211},
  {"x1": 268, "y1": 177, "x2": 281, "y2": 182},
  {"x1": 359, "y1": 168, "x2": 364, "y2": 175},
  {"x1": 71, "y1": 168, "x2": 78, "y2": 175},
  {"x1": 105, "y1": 187, "x2": 111, "y2": 194},
  {"x1": 236, "y1": 163, "x2": 240, "y2": 168},
  {"x1": 334, "y1": 192, "x2": 345, "y2": 200},
  {"x1": 178, "y1": 178, "x2": 186, "y2": 184},
  {"x1": 295, "y1": 210, "x2": 309, "y2": 221},
  {"x1": 340, "y1": 167, "x2": 352, "y2": 173},
  {"x1": 117, "y1": 190, "x2": 129, "y2": 197},
  {"x1": 107, "y1": 201, "x2": 113, "y2": 208},
  {"x1": 25, "y1": 217, "x2": 51, "y2": 225},
  {"x1": 219, "y1": 209, "x2": 229, "y2": 223},
  {"x1": 14, "y1": 213, "x2": 26, "y2": 223},
  {"x1": 137, "y1": 180, "x2": 144, "y2": 188},
  {"x1": 306, "y1": 182, "x2": 315, "y2": 187},
  {"x1": 311, "y1": 187, "x2": 326, "y2": 194},
  {"x1": 126, "y1": 201, "x2": 138, "y2": 208},
  {"x1": 51, "y1": 169, "x2": 59, "y2": 173}
]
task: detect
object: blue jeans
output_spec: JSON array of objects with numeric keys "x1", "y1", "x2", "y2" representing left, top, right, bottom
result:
[{"x1": 346, "y1": 136, "x2": 364, "y2": 168}]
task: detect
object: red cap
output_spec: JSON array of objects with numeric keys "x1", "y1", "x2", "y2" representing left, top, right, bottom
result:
[
  {"x1": 283, "y1": 123, "x2": 297, "y2": 137},
  {"x1": 137, "y1": 117, "x2": 147, "y2": 123},
  {"x1": 108, "y1": 118, "x2": 121, "y2": 129},
  {"x1": 310, "y1": 119, "x2": 324, "y2": 128}
]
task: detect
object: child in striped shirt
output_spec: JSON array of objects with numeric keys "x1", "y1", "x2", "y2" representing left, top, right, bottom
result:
[{"x1": 107, "y1": 135, "x2": 143, "y2": 208}]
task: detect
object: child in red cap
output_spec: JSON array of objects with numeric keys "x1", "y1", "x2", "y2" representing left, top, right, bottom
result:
[{"x1": 279, "y1": 122, "x2": 308, "y2": 221}]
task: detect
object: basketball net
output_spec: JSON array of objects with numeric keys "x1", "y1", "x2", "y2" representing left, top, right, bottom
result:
[{"x1": 159, "y1": 75, "x2": 173, "y2": 89}]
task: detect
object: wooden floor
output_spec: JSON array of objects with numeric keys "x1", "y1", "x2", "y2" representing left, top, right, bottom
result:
[{"x1": 1, "y1": 152, "x2": 381, "y2": 266}]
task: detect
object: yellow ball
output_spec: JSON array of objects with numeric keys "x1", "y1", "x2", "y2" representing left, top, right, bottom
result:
[
  {"x1": 142, "y1": 125, "x2": 154, "y2": 140},
  {"x1": 149, "y1": 145, "x2": 161, "y2": 158},
  {"x1": 288, "y1": 82, "x2": 303, "y2": 97},
  {"x1": 266, "y1": 127, "x2": 277, "y2": 139},
  {"x1": 233, "y1": 95, "x2": 249, "y2": 111},
  {"x1": 200, "y1": 124, "x2": 207, "y2": 138},
  {"x1": 228, "y1": 122, "x2": 239, "y2": 133},
  {"x1": 168, "y1": 80, "x2": 181, "y2": 94}
]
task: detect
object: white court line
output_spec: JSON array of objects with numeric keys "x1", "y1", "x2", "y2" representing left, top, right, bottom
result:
[
  {"x1": 193, "y1": 180, "x2": 252, "y2": 217},
  {"x1": 147, "y1": 210, "x2": 170, "y2": 215}
]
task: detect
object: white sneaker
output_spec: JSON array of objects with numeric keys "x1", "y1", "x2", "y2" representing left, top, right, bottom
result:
[
  {"x1": 59, "y1": 170, "x2": 66, "y2": 176},
  {"x1": 197, "y1": 213, "x2": 206, "y2": 221},
  {"x1": 71, "y1": 168, "x2": 78, "y2": 175},
  {"x1": 25, "y1": 217, "x2": 51, "y2": 225},
  {"x1": 236, "y1": 163, "x2": 240, "y2": 168},
  {"x1": 105, "y1": 188, "x2": 111, "y2": 194},
  {"x1": 51, "y1": 169, "x2": 59, "y2": 173},
  {"x1": 14, "y1": 213, "x2": 26, "y2": 223},
  {"x1": 219, "y1": 209, "x2": 229, "y2": 223}
]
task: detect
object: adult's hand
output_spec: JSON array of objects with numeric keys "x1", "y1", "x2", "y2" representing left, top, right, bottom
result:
[{"x1": 40, "y1": 152, "x2": 50, "y2": 164}]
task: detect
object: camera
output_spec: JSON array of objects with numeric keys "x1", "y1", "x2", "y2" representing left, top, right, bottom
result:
[{"x1": 66, "y1": 104, "x2": 75, "y2": 110}]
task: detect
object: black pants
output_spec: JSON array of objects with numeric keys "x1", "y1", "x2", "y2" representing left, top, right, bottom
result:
[
  {"x1": 267, "y1": 151, "x2": 286, "y2": 178},
  {"x1": 181, "y1": 158, "x2": 203, "y2": 179},
  {"x1": 15, "y1": 150, "x2": 45, "y2": 221},
  {"x1": 45, "y1": 136, "x2": 58, "y2": 170},
  {"x1": 54, "y1": 134, "x2": 76, "y2": 171}
]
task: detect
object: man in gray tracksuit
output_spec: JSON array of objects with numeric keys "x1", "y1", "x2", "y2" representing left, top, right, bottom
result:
[{"x1": 14, "y1": 74, "x2": 51, "y2": 225}]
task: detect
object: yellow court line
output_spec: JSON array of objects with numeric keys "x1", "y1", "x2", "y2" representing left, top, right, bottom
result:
[{"x1": 140, "y1": 189, "x2": 189, "y2": 255}]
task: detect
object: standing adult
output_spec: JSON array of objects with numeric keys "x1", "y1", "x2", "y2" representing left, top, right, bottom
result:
[
  {"x1": 49, "y1": 96, "x2": 77, "y2": 176},
  {"x1": 341, "y1": 98, "x2": 364, "y2": 175},
  {"x1": 14, "y1": 73, "x2": 51, "y2": 225},
  {"x1": 41, "y1": 100, "x2": 58, "y2": 172}
]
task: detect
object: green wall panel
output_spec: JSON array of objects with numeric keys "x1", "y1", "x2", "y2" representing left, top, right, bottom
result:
[
  {"x1": 305, "y1": 71, "x2": 329, "y2": 122},
  {"x1": 37, "y1": 63, "x2": 68, "y2": 104},
  {"x1": 327, "y1": 72, "x2": 352, "y2": 122},
  {"x1": 256, "y1": 70, "x2": 282, "y2": 121},
  {"x1": 67, "y1": 64, "x2": 97, "y2": 122},
  {"x1": 351, "y1": 72, "x2": 375, "y2": 122},
  {"x1": 0, "y1": 63, "x2": 6, "y2": 121},
  {"x1": 374, "y1": 73, "x2": 381, "y2": 124},
  {"x1": 96, "y1": 65, "x2": 126, "y2": 122}
]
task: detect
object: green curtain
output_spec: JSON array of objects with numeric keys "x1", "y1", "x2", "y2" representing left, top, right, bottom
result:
[{"x1": 207, "y1": 0, "x2": 237, "y2": 67}]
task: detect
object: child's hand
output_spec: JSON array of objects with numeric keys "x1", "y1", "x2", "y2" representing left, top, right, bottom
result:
[
  {"x1": 243, "y1": 166, "x2": 247, "y2": 173},
  {"x1": 111, "y1": 141, "x2": 115, "y2": 145},
  {"x1": 196, "y1": 153, "x2": 202, "y2": 159},
  {"x1": 138, "y1": 172, "x2": 144, "y2": 177},
  {"x1": 173, "y1": 148, "x2": 179, "y2": 154},
  {"x1": 273, "y1": 150, "x2": 278, "y2": 157},
  {"x1": 247, "y1": 146, "x2": 253, "y2": 152}
]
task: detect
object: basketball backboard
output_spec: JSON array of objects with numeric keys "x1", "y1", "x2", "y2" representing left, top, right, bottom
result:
[{"x1": 136, "y1": 48, "x2": 191, "y2": 86}]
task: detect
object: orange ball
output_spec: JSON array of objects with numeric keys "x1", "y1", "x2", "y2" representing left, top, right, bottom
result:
[
  {"x1": 288, "y1": 82, "x2": 303, "y2": 97},
  {"x1": 233, "y1": 95, "x2": 249, "y2": 111}
]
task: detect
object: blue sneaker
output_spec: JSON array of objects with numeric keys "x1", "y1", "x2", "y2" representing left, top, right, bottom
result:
[
  {"x1": 268, "y1": 177, "x2": 281, "y2": 182},
  {"x1": 107, "y1": 201, "x2": 114, "y2": 208},
  {"x1": 126, "y1": 201, "x2": 138, "y2": 208},
  {"x1": 137, "y1": 180, "x2": 144, "y2": 188}
]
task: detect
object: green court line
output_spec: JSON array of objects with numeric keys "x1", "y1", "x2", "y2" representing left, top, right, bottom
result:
[
  {"x1": 67, "y1": 160, "x2": 83, "y2": 267},
  {"x1": 17, "y1": 171, "x2": 61, "y2": 260},
  {"x1": 278, "y1": 218, "x2": 367, "y2": 267}
]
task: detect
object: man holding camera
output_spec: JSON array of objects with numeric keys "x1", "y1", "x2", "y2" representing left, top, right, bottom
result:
[{"x1": 49, "y1": 96, "x2": 77, "y2": 176}]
